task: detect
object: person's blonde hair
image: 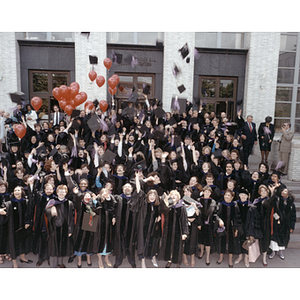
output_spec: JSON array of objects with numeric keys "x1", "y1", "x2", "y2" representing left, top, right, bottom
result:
[{"x1": 56, "y1": 184, "x2": 68, "y2": 193}]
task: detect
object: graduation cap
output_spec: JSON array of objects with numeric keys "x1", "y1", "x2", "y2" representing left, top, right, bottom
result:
[
  {"x1": 9, "y1": 92, "x2": 25, "y2": 104},
  {"x1": 71, "y1": 109, "x2": 80, "y2": 118},
  {"x1": 36, "y1": 145, "x2": 47, "y2": 156},
  {"x1": 136, "y1": 124, "x2": 148, "y2": 136},
  {"x1": 89, "y1": 55, "x2": 98, "y2": 64},
  {"x1": 171, "y1": 97, "x2": 186, "y2": 114},
  {"x1": 168, "y1": 116, "x2": 177, "y2": 126},
  {"x1": 172, "y1": 64, "x2": 180, "y2": 77},
  {"x1": 179, "y1": 43, "x2": 189, "y2": 59},
  {"x1": 87, "y1": 113, "x2": 102, "y2": 132},
  {"x1": 111, "y1": 51, "x2": 123, "y2": 64},
  {"x1": 143, "y1": 84, "x2": 151, "y2": 95},
  {"x1": 189, "y1": 117, "x2": 198, "y2": 125},
  {"x1": 86, "y1": 144, "x2": 94, "y2": 152},
  {"x1": 177, "y1": 84, "x2": 186, "y2": 94},
  {"x1": 154, "y1": 107, "x2": 166, "y2": 119},
  {"x1": 107, "y1": 125, "x2": 117, "y2": 136},
  {"x1": 102, "y1": 149, "x2": 116, "y2": 164},
  {"x1": 127, "y1": 92, "x2": 138, "y2": 103},
  {"x1": 93, "y1": 99, "x2": 99, "y2": 108}
]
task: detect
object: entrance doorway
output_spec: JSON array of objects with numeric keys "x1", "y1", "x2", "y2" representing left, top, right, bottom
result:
[
  {"x1": 29, "y1": 70, "x2": 70, "y2": 121},
  {"x1": 199, "y1": 76, "x2": 237, "y2": 120}
]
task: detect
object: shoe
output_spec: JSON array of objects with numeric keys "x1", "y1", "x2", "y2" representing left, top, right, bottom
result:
[
  {"x1": 165, "y1": 261, "x2": 172, "y2": 268},
  {"x1": 59, "y1": 264, "x2": 66, "y2": 268},
  {"x1": 87, "y1": 262, "x2": 92, "y2": 267},
  {"x1": 245, "y1": 262, "x2": 250, "y2": 268},
  {"x1": 20, "y1": 259, "x2": 33, "y2": 264},
  {"x1": 206, "y1": 262, "x2": 210, "y2": 266},
  {"x1": 151, "y1": 258, "x2": 158, "y2": 267},
  {"x1": 216, "y1": 260, "x2": 222, "y2": 265},
  {"x1": 198, "y1": 250, "x2": 204, "y2": 259},
  {"x1": 4, "y1": 254, "x2": 12, "y2": 261},
  {"x1": 68, "y1": 256, "x2": 74, "y2": 263},
  {"x1": 229, "y1": 264, "x2": 233, "y2": 268},
  {"x1": 113, "y1": 264, "x2": 120, "y2": 268},
  {"x1": 182, "y1": 256, "x2": 189, "y2": 266},
  {"x1": 234, "y1": 256, "x2": 243, "y2": 264},
  {"x1": 0, "y1": 255, "x2": 3, "y2": 264},
  {"x1": 278, "y1": 250, "x2": 285, "y2": 260},
  {"x1": 36, "y1": 261, "x2": 43, "y2": 267},
  {"x1": 268, "y1": 251, "x2": 276, "y2": 259},
  {"x1": 77, "y1": 264, "x2": 82, "y2": 268},
  {"x1": 263, "y1": 262, "x2": 267, "y2": 267}
]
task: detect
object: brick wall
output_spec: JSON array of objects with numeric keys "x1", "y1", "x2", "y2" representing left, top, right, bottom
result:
[
  {"x1": 0, "y1": 32, "x2": 20, "y2": 112},
  {"x1": 162, "y1": 32, "x2": 195, "y2": 112},
  {"x1": 74, "y1": 32, "x2": 107, "y2": 110}
]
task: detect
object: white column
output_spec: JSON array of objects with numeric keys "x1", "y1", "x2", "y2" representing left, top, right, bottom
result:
[
  {"x1": 74, "y1": 32, "x2": 107, "y2": 108},
  {"x1": 162, "y1": 32, "x2": 195, "y2": 112}
]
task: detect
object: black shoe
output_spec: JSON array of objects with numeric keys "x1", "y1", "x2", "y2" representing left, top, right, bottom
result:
[
  {"x1": 165, "y1": 262, "x2": 172, "y2": 268},
  {"x1": 36, "y1": 261, "x2": 43, "y2": 267},
  {"x1": 216, "y1": 260, "x2": 222, "y2": 265},
  {"x1": 206, "y1": 262, "x2": 210, "y2": 266},
  {"x1": 77, "y1": 264, "x2": 82, "y2": 268},
  {"x1": 113, "y1": 264, "x2": 120, "y2": 268},
  {"x1": 59, "y1": 264, "x2": 66, "y2": 268},
  {"x1": 20, "y1": 259, "x2": 33, "y2": 264},
  {"x1": 229, "y1": 264, "x2": 233, "y2": 268},
  {"x1": 68, "y1": 256, "x2": 74, "y2": 264},
  {"x1": 87, "y1": 262, "x2": 92, "y2": 267}
]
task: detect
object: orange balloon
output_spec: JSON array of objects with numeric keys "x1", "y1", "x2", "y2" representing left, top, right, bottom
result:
[
  {"x1": 31, "y1": 96, "x2": 42, "y2": 111},
  {"x1": 14, "y1": 124, "x2": 26, "y2": 139},
  {"x1": 59, "y1": 99, "x2": 68, "y2": 111},
  {"x1": 84, "y1": 100, "x2": 94, "y2": 111},
  {"x1": 80, "y1": 92, "x2": 87, "y2": 102},
  {"x1": 59, "y1": 85, "x2": 69, "y2": 99},
  {"x1": 74, "y1": 94, "x2": 84, "y2": 107},
  {"x1": 88, "y1": 70, "x2": 97, "y2": 82},
  {"x1": 52, "y1": 87, "x2": 62, "y2": 101},
  {"x1": 69, "y1": 84, "x2": 79, "y2": 99},
  {"x1": 70, "y1": 81, "x2": 80, "y2": 90},
  {"x1": 99, "y1": 100, "x2": 108, "y2": 112},
  {"x1": 65, "y1": 105, "x2": 74, "y2": 116},
  {"x1": 96, "y1": 75, "x2": 105, "y2": 88},
  {"x1": 112, "y1": 74, "x2": 120, "y2": 84},
  {"x1": 103, "y1": 58, "x2": 112, "y2": 70},
  {"x1": 108, "y1": 86, "x2": 117, "y2": 95},
  {"x1": 108, "y1": 76, "x2": 118, "y2": 89}
]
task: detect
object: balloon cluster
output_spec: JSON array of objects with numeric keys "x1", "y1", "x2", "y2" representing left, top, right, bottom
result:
[{"x1": 52, "y1": 82, "x2": 87, "y2": 116}]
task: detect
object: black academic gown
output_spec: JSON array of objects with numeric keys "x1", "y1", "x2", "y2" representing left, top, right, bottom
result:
[
  {"x1": 45, "y1": 199, "x2": 74, "y2": 258},
  {"x1": 0, "y1": 193, "x2": 10, "y2": 254},
  {"x1": 158, "y1": 199, "x2": 189, "y2": 264}
]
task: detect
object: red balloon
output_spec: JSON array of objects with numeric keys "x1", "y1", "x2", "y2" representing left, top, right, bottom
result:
[
  {"x1": 108, "y1": 86, "x2": 117, "y2": 95},
  {"x1": 14, "y1": 124, "x2": 26, "y2": 139},
  {"x1": 52, "y1": 87, "x2": 62, "y2": 101},
  {"x1": 65, "y1": 105, "x2": 74, "y2": 116},
  {"x1": 68, "y1": 99, "x2": 75, "y2": 108},
  {"x1": 118, "y1": 85, "x2": 124, "y2": 92},
  {"x1": 80, "y1": 92, "x2": 87, "y2": 102},
  {"x1": 59, "y1": 99, "x2": 68, "y2": 111},
  {"x1": 103, "y1": 58, "x2": 112, "y2": 70},
  {"x1": 99, "y1": 100, "x2": 108, "y2": 112},
  {"x1": 88, "y1": 70, "x2": 97, "y2": 82},
  {"x1": 96, "y1": 75, "x2": 105, "y2": 88},
  {"x1": 112, "y1": 74, "x2": 120, "y2": 84},
  {"x1": 108, "y1": 76, "x2": 118, "y2": 89},
  {"x1": 69, "y1": 85, "x2": 79, "y2": 99},
  {"x1": 31, "y1": 96, "x2": 42, "y2": 111},
  {"x1": 70, "y1": 82, "x2": 80, "y2": 90},
  {"x1": 59, "y1": 85, "x2": 70, "y2": 101},
  {"x1": 74, "y1": 94, "x2": 84, "y2": 107},
  {"x1": 84, "y1": 101, "x2": 94, "y2": 111}
]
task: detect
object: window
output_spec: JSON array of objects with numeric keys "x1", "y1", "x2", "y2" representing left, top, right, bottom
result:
[
  {"x1": 199, "y1": 76, "x2": 237, "y2": 120},
  {"x1": 275, "y1": 32, "x2": 300, "y2": 133},
  {"x1": 29, "y1": 70, "x2": 70, "y2": 119},
  {"x1": 22, "y1": 32, "x2": 74, "y2": 42},
  {"x1": 107, "y1": 32, "x2": 164, "y2": 46}
]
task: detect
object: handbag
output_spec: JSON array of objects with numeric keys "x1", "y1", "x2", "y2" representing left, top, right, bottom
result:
[
  {"x1": 242, "y1": 236, "x2": 255, "y2": 251},
  {"x1": 81, "y1": 212, "x2": 99, "y2": 233},
  {"x1": 248, "y1": 239, "x2": 260, "y2": 263}
]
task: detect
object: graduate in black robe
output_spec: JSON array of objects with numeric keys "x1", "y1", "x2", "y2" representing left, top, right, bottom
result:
[
  {"x1": 32, "y1": 182, "x2": 56, "y2": 266},
  {"x1": 216, "y1": 189, "x2": 243, "y2": 268},
  {"x1": 198, "y1": 185, "x2": 219, "y2": 265},
  {"x1": 0, "y1": 180, "x2": 11, "y2": 263},
  {"x1": 44, "y1": 184, "x2": 74, "y2": 268},
  {"x1": 158, "y1": 190, "x2": 189, "y2": 268},
  {"x1": 6, "y1": 186, "x2": 33, "y2": 268}
]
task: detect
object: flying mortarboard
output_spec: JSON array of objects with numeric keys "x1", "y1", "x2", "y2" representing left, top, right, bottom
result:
[
  {"x1": 87, "y1": 113, "x2": 102, "y2": 132},
  {"x1": 179, "y1": 43, "x2": 189, "y2": 59},
  {"x1": 143, "y1": 84, "x2": 151, "y2": 95},
  {"x1": 177, "y1": 84, "x2": 186, "y2": 94},
  {"x1": 9, "y1": 92, "x2": 25, "y2": 105},
  {"x1": 154, "y1": 107, "x2": 166, "y2": 119},
  {"x1": 89, "y1": 55, "x2": 98, "y2": 64},
  {"x1": 102, "y1": 149, "x2": 117, "y2": 164},
  {"x1": 168, "y1": 116, "x2": 177, "y2": 126}
]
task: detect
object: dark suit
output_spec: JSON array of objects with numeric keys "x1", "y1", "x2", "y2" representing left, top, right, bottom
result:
[
  {"x1": 237, "y1": 121, "x2": 257, "y2": 167},
  {"x1": 50, "y1": 112, "x2": 65, "y2": 126}
]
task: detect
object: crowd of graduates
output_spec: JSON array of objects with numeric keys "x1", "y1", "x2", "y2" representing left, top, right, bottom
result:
[{"x1": 0, "y1": 97, "x2": 296, "y2": 268}]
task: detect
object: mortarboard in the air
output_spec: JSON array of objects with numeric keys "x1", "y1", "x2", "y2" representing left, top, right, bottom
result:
[
  {"x1": 171, "y1": 97, "x2": 186, "y2": 114},
  {"x1": 177, "y1": 84, "x2": 186, "y2": 94},
  {"x1": 36, "y1": 145, "x2": 47, "y2": 156},
  {"x1": 93, "y1": 99, "x2": 99, "y2": 108},
  {"x1": 102, "y1": 149, "x2": 116, "y2": 164},
  {"x1": 48, "y1": 147, "x2": 58, "y2": 158},
  {"x1": 172, "y1": 64, "x2": 180, "y2": 77},
  {"x1": 127, "y1": 92, "x2": 138, "y2": 103},
  {"x1": 179, "y1": 43, "x2": 189, "y2": 59},
  {"x1": 154, "y1": 107, "x2": 166, "y2": 119},
  {"x1": 186, "y1": 57, "x2": 190, "y2": 63},
  {"x1": 9, "y1": 92, "x2": 25, "y2": 104},
  {"x1": 89, "y1": 55, "x2": 98, "y2": 64},
  {"x1": 112, "y1": 52, "x2": 123, "y2": 64},
  {"x1": 168, "y1": 116, "x2": 177, "y2": 126},
  {"x1": 71, "y1": 109, "x2": 80, "y2": 118},
  {"x1": 143, "y1": 84, "x2": 151, "y2": 95},
  {"x1": 87, "y1": 113, "x2": 102, "y2": 132}
]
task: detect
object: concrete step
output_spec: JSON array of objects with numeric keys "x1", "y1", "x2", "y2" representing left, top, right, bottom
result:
[{"x1": 289, "y1": 234, "x2": 300, "y2": 249}]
